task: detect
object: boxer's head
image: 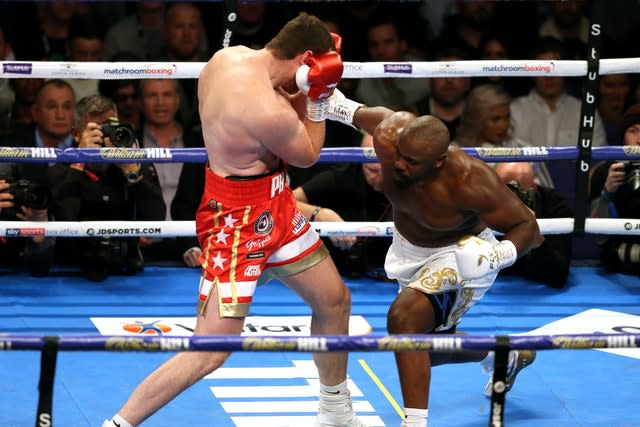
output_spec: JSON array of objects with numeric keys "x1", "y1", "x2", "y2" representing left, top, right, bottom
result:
[{"x1": 392, "y1": 115, "x2": 450, "y2": 188}]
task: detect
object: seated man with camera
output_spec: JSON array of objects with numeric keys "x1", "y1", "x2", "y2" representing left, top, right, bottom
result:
[
  {"x1": 496, "y1": 162, "x2": 574, "y2": 288},
  {"x1": 0, "y1": 176, "x2": 54, "y2": 276},
  {"x1": 0, "y1": 79, "x2": 77, "y2": 276},
  {"x1": 48, "y1": 95, "x2": 166, "y2": 282},
  {"x1": 590, "y1": 103, "x2": 640, "y2": 275},
  {"x1": 293, "y1": 132, "x2": 392, "y2": 279}
]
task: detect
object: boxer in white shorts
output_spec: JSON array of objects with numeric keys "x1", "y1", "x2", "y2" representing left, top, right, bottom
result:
[
  {"x1": 325, "y1": 95, "x2": 544, "y2": 427},
  {"x1": 385, "y1": 227, "x2": 499, "y2": 333}
]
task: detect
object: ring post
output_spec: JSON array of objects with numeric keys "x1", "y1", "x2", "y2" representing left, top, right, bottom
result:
[
  {"x1": 35, "y1": 336, "x2": 58, "y2": 427},
  {"x1": 488, "y1": 336, "x2": 510, "y2": 427}
]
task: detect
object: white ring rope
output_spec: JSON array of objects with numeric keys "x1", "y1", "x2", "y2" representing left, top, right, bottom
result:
[
  {"x1": 1, "y1": 218, "x2": 640, "y2": 238},
  {"x1": 2, "y1": 58, "x2": 639, "y2": 239},
  {"x1": 1, "y1": 58, "x2": 639, "y2": 80}
]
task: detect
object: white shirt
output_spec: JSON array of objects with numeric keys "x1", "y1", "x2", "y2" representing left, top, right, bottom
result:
[{"x1": 510, "y1": 89, "x2": 607, "y2": 148}]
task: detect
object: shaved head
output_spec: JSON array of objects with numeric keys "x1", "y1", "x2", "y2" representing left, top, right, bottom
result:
[
  {"x1": 400, "y1": 115, "x2": 450, "y2": 159},
  {"x1": 390, "y1": 115, "x2": 451, "y2": 188},
  {"x1": 374, "y1": 111, "x2": 416, "y2": 147},
  {"x1": 495, "y1": 162, "x2": 536, "y2": 190}
]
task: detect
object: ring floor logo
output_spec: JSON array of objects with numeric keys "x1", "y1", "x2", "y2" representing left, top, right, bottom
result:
[
  {"x1": 91, "y1": 316, "x2": 384, "y2": 426},
  {"x1": 90, "y1": 315, "x2": 371, "y2": 337}
]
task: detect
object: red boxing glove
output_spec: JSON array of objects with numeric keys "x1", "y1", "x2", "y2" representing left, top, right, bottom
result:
[
  {"x1": 331, "y1": 32, "x2": 342, "y2": 54},
  {"x1": 296, "y1": 50, "x2": 344, "y2": 101}
]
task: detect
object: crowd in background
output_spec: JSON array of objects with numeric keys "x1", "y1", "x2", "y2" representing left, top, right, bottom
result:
[{"x1": 1, "y1": 0, "x2": 640, "y2": 283}]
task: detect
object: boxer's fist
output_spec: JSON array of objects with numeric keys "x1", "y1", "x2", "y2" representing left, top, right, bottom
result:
[
  {"x1": 455, "y1": 236, "x2": 517, "y2": 280},
  {"x1": 327, "y1": 88, "x2": 363, "y2": 128},
  {"x1": 296, "y1": 50, "x2": 343, "y2": 101}
]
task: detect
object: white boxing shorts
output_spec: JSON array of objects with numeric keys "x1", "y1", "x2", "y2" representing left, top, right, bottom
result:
[{"x1": 385, "y1": 228, "x2": 499, "y2": 332}]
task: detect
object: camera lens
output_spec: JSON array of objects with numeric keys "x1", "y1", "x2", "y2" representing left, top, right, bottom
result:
[
  {"x1": 627, "y1": 167, "x2": 640, "y2": 192},
  {"x1": 113, "y1": 127, "x2": 131, "y2": 147}
]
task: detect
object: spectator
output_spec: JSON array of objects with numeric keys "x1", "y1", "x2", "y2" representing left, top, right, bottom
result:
[
  {"x1": 473, "y1": 33, "x2": 529, "y2": 98},
  {"x1": 12, "y1": 1, "x2": 77, "y2": 61},
  {"x1": 435, "y1": 0, "x2": 499, "y2": 60},
  {"x1": 202, "y1": 1, "x2": 292, "y2": 53},
  {"x1": 293, "y1": 132, "x2": 392, "y2": 279},
  {"x1": 228, "y1": 1, "x2": 292, "y2": 50},
  {"x1": 64, "y1": 12, "x2": 105, "y2": 100},
  {"x1": 157, "y1": 2, "x2": 208, "y2": 133},
  {"x1": 589, "y1": 103, "x2": 640, "y2": 275},
  {"x1": 103, "y1": 2, "x2": 166, "y2": 61},
  {"x1": 48, "y1": 95, "x2": 165, "y2": 281},
  {"x1": 98, "y1": 51, "x2": 143, "y2": 130},
  {"x1": 2, "y1": 79, "x2": 75, "y2": 154},
  {"x1": 453, "y1": 83, "x2": 554, "y2": 188},
  {"x1": 510, "y1": 37, "x2": 608, "y2": 148},
  {"x1": 511, "y1": 37, "x2": 607, "y2": 209},
  {"x1": 539, "y1": 0, "x2": 588, "y2": 60},
  {"x1": 597, "y1": 73, "x2": 632, "y2": 147},
  {"x1": 137, "y1": 78, "x2": 193, "y2": 264},
  {"x1": 169, "y1": 128, "x2": 205, "y2": 268},
  {"x1": 0, "y1": 177, "x2": 54, "y2": 277},
  {"x1": 496, "y1": 162, "x2": 573, "y2": 288},
  {"x1": 0, "y1": 79, "x2": 76, "y2": 277},
  {"x1": 0, "y1": 25, "x2": 15, "y2": 126},
  {"x1": 354, "y1": 13, "x2": 430, "y2": 111},
  {"x1": 415, "y1": 46, "x2": 471, "y2": 140},
  {"x1": 1, "y1": 78, "x2": 44, "y2": 136}
]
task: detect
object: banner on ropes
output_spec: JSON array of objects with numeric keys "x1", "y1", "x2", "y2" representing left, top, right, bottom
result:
[{"x1": 520, "y1": 309, "x2": 640, "y2": 360}]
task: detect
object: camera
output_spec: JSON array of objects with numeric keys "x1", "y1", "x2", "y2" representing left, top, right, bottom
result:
[
  {"x1": 1, "y1": 177, "x2": 49, "y2": 217},
  {"x1": 100, "y1": 117, "x2": 136, "y2": 148},
  {"x1": 622, "y1": 161, "x2": 640, "y2": 192},
  {"x1": 505, "y1": 180, "x2": 536, "y2": 210},
  {"x1": 83, "y1": 237, "x2": 143, "y2": 282}
]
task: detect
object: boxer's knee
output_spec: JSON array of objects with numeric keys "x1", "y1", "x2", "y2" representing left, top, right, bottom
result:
[{"x1": 387, "y1": 289, "x2": 435, "y2": 334}]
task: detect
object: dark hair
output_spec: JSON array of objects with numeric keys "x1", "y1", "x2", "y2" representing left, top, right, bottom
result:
[
  {"x1": 265, "y1": 12, "x2": 334, "y2": 59},
  {"x1": 68, "y1": 12, "x2": 104, "y2": 41},
  {"x1": 621, "y1": 103, "x2": 640, "y2": 134},
  {"x1": 531, "y1": 36, "x2": 566, "y2": 60},
  {"x1": 74, "y1": 95, "x2": 117, "y2": 129},
  {"x1": 99, "y1": 51, "x2": 142, "y2": 98},
  {"x1": 34, "y1": 79, "x2": 75, "y2": 104},
  {"x1": 429, "y1": 44, "x2": 468, "y2": 62}
]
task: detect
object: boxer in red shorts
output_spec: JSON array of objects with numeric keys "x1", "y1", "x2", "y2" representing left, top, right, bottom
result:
[
  {"x1": 195, "y1": 164, "x2": 327, "y2": 318},
  {"x1": 103, "y1": 13, "x2": 368, "y2": 427}
]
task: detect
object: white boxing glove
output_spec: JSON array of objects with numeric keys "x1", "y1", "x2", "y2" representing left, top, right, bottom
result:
[
  {"x1": 455, "y1": 236, "x2": 517, "y2": 280},
  {"x1": 326, "y1": 88, "x2": 363, "y2": 128}
]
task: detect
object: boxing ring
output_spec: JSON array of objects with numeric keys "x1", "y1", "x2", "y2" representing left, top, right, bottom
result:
[{"x1": 2, "y1": 3, "x2": 640, "y2": 426}]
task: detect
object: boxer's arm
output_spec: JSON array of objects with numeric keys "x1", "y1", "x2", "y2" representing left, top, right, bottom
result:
[
  {"x1": 352, "y1": 106, "x2": 395, "y2": 135},
  {"x1": 455, "y1": 162, "x2": 543, "y2": 280}
]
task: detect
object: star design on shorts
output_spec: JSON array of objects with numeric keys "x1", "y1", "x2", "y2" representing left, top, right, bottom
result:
[
  {"x1": 223, "y1": 214, "x2": 239, "y2": 228},
  {"x1": 215, "y1": 229, "x2": 230, "y2": 245},
  {"x1": 212, "y1": 251, "x2": 227, "y2": 269}
]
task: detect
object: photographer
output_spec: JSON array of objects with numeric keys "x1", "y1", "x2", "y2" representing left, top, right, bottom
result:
[
  {"x1": 0, "y1": 79, "x2": 76, "y2": 276},
  {"x1": 589, "y1": 103, "x2": 640, "y2": 275},
  {"x1": 293, "y1": 132, "x2": 392, "y2": 279},
  {"x1": 0, "y1": 177, "x2": 54, "y2": 276},
  {"x1": 497, "y1": 162, "x2": 573, "y2": 288},
  {"x1": 48, "y1": 95, "x2": 165, "y2": 281}
]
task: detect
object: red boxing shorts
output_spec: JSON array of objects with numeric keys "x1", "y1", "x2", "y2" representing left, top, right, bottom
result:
[{"x1": 195, "y1": 165, "x2": 328, "y2": 318}]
